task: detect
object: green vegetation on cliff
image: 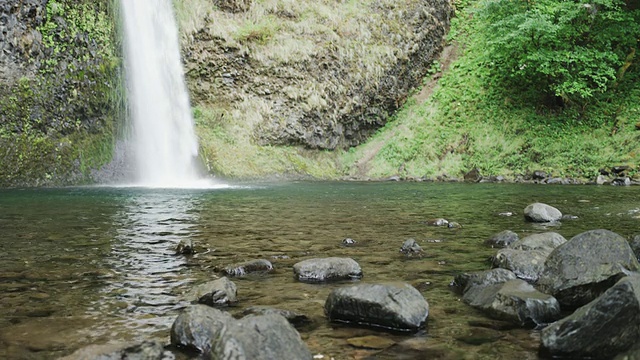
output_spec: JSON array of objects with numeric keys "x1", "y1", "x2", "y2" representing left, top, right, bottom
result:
[
  {"x1": 345, "y1": 0, "x2": 640, "y2": 181},
  {"x1": 0, "y1": 0, "x2": 121, "y2": 186}
]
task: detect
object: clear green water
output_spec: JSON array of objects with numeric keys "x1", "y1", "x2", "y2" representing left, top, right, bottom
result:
[{"x1": 0, "y1": 182, "x2": 639, "y2": 359}]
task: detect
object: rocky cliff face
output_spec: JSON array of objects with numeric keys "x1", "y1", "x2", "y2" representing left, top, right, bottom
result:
[
  {"x1": 179, "y1": 0, "x2": 452, "y2": 150},
  {"x1": 0, "y1": 0, "x2": 119, "y2": 186}
]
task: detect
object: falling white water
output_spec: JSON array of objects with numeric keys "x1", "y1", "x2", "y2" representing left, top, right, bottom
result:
[{"x1": 121, "y1": 0, "x2": 210, "y2": 188}]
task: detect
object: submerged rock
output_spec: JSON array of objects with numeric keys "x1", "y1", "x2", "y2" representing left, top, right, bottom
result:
[
  {"x1": 485, "y1": 230, "x2": 519, "y2": 248},
  {"x1": 188, "y1": 277, "x2": 237, "y2": 307},
  {"x1": 523, "y1": 203, "x2": 562, "y2": 222},
  {"x1": 541, "y1": 275, "x2": 640, "y2": 359},
  {"x1": 223, "y1": 259, "x2": 274, "y2": 276},
  {"x1": 293, "y1": 257, "x2": 362, "y2": 282},
  {"x1": 537, "y1": 229, "x2": 640, "y2": 308},
  {"x1": 324, "y1": 283, "x2": 429, "y2": 332},
  {"x1": 171, "y1": 306, "x2": 312, "y2": 359},
  {"x1": 400, "y1": 238, "x2": 423, "y2": 257}
]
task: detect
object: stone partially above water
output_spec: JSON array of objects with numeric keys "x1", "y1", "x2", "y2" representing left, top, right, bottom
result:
[
  {"x1": 537, "y1": 229, "x2": 640, "y2": 308},
  {"x1": 456, "y1": 269, "x2": 560, "y2": 327},
  {"x1": 485, "y1": 230, "x2": 519, "y2": 248},
  {"x1": 293, "y1": 257, "x2": 363, "y2": 282},
  {"x1": 541, "y1": 275, "x2": 640, "y2": 359},
  {"x1": 170, "y1": 305, "x2": 312, "y2": 359},
  {"x1": 492, "y1": 232, "x2": 567, "y2": 282},
  {"x1": 325, "y1": 283, "x2": 429, "y2": 332},
  {"x1": 508, "y1": 232, "x2": 567, "y2": 251},
  {"x1": 175, "y1": 239, "x2": 194, "y2": 255},
  {"x1": 400, "y1": 238, "x2": 423, "y2": 257},
  {"x1": 171, "y1": 305, "x2": 234, "y2": 353},
  {"x1": 492, "y1": 248, "x2": 549, "y2": 282},
  {"x1": 188, "y1": 277, "x2": 237, "y2": 307},
  {"x1": 223, "y1": 259, "x2": 274, "y2": 276},
  {"x1": 523, "y1": 203, "x2": 562, "y2": 222}
]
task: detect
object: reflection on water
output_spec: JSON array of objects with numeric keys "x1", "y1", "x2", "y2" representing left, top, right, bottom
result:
[
  {"x1": 87, "y1": 191, "x2": 201, "y2": 339},
  {"x1": 0, "y1": 183, "x2": 639, "y2": 359}
]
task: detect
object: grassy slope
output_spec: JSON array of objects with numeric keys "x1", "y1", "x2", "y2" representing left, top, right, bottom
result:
[
  {"x1": 176, "y1": 0, "x2": 640, "y2": 181},
  {"x1": 342, "y1": 0, "x2": 640, "y2": 181}
]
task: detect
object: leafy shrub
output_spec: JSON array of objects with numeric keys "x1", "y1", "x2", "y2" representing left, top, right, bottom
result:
[{"x1": 477, "y1": 0, "x2": 640, "y2": 107}]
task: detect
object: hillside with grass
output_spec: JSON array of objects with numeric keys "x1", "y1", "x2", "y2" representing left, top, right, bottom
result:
[
  {"x1": 179, "y1": 0, "x2": 640, "y2": 182},
  {"x1": 174, "y1": 0, "x2": 453, "y2": 178}
]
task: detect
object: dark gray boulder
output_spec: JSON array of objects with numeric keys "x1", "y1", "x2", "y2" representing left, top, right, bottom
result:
[
  {"x1": 541, "y1": 275, "x2": 640, "y2": 359},
  {"x1": 188, "y1": 277, "x2": 237, "y2": 307},
  {"x1": 524, "y1": 203, "x2": 562, "y2": 222},
  {"x1": 537, "y1": 229, "x2": 640, "y2": 308},
  {"x1": 170, "y1": 306, "x2": 312, "y2": 359},
  {"x1": 170, "y1": 305, "x2": 234, "y2": 353},
  {"x1": 241, "y1": 306, "x2": 311, "y2": 328},
  {"x1": 213, "y1": 314, "x2": 312, "y2": 360},
  {"x1": 452, "y1": 268, "x2": 517, "y2": 293},
  {"x1": 509, "y1": 232, "x2": 566, "y2": 251},
  {"x1": 485, "y1": 230, "x2": 519, "y2": 248},
  {"x1": 324, "y1": 283, "x2": 429, "y2": 332},
  {"x1": 293, "y1": 257, "x2": 362, "y2": 282},
  {"x1": 462, "y1": 279, "x2": 561, "y2": 327},
  {"x1": 492, "y1": 248, "x2": 549, "y2": 282},
  {"x1": 492, "y1": 232, "x2": 568, "y2": 282},
  {"x1": 223, "y1": 259, "x2": 274, "y2": 276}
]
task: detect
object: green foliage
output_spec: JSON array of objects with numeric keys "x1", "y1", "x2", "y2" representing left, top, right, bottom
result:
[
  {"x1": 341, "y1": 0, "x2": 640, "y2": 181},
  {"x1": 477, "y1": 0, "x2": 640, "y2": 106}
]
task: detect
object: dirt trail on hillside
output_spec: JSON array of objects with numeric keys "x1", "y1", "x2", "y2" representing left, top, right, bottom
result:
[{"x1": 352, "y1": 43, "x2": 460, "y2": 177}]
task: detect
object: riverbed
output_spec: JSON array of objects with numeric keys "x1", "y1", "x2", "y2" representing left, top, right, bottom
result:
[{"x1": 0, "y1": 182, "x2": 638, "y2": 359}]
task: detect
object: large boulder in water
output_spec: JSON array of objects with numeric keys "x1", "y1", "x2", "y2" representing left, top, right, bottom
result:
[
  {"x1": 324, "y1": 283, "x2": 429, "y2": 332},
  {"x1": 541, "y1": 275, "x2": 640, "y2": 359},
  {"x1": 170, "y1": 305, "x2": 234, "y2": 353},
  {"x1": 187, "y1": 277, "x2": 237, "y2": 307},
  {"x1": 492, "y1": 249, "x2": 549, "y2": 282},
  {"x1": 523, "y1": 203, "x2": 562, "y2": 222},
  {"x1": 457, "y1": 269, "x2": 560, "y2": 327},
  {"x1": 537, "y1": 229, "x2": 640, "y2": 308},
  {"x1": 509, "y1": 232, "x2": 566, "y2": 251},
  {"x1": 492, "y1": 232, "x2": 567, "y2": 282},
  {"x1": 452, "y1": 268, "x2": 517, "y2": 292},
  {"x1": 170, "y1": 305, "x2": 312, "y2": 359},
  {"x1": 293, "y1": 257, "x2": 362, "y2": 282}
]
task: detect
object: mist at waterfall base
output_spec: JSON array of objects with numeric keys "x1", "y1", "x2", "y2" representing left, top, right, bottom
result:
[{"x1": 119, "y1": 0, "x2": 226, "y2": 189}]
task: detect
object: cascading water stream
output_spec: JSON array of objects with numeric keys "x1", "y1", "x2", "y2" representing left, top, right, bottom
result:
[{"x1": 120, "y1": 0, "x2": 209, "y2": 188}]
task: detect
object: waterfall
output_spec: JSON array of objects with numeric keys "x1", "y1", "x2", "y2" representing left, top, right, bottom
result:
[{"x1": 120, "y1": 0, "x2": 207, "y2": 188}]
